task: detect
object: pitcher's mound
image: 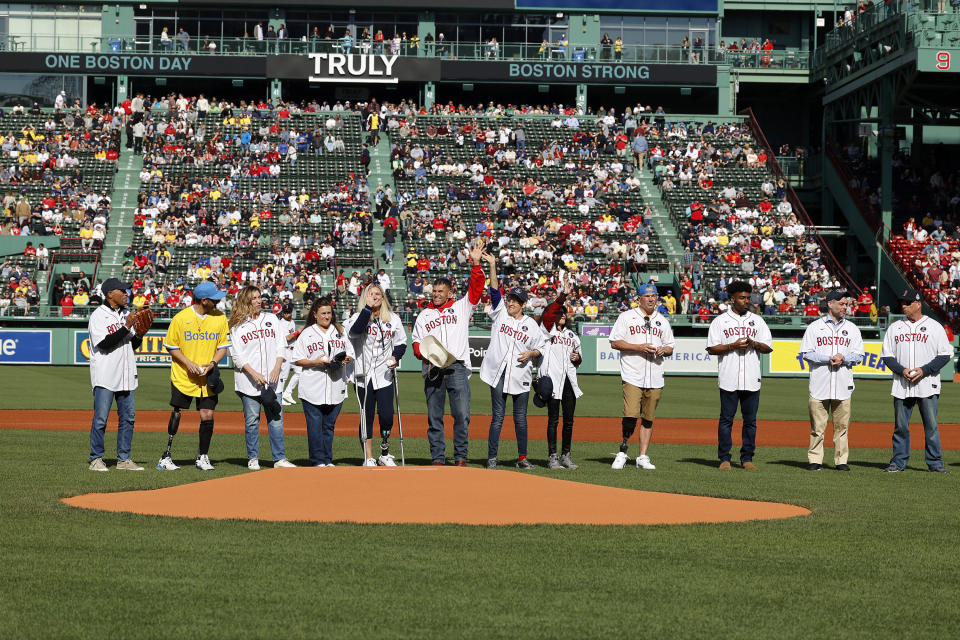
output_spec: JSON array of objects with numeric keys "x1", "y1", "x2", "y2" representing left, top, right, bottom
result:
[{"x1": 62, "y1": 467, "x2": 810, "y2": 525}]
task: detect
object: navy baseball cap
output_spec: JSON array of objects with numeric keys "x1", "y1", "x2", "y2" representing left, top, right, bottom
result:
[
  {"x1": 193, "y1": 281, "x2": 225, "y2": 301},
  {"x1": 898, "y1": 289, "x2": 921, "y2": 303},
  {"x1": 101, "y1": 278, "x2": 130, "y2": 295},
  {"x1": 506, "y1": 288, "x2": 528, "y2": 304},
  {"x1": 638, "y1": 284, "x2": 658, "y2": 296},
  {"x1": 825, "y1": 290, "x2": 845, "y2": 302}
]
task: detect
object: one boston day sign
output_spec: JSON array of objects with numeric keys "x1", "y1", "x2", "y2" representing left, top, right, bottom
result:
[{"x1": 0, "y1": 53, "x2": 267, "y2": 77}]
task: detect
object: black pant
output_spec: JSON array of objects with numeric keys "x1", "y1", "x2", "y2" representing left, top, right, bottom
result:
[{"x1": 546, "y1": 378, "x2": 577, "y2": 455}]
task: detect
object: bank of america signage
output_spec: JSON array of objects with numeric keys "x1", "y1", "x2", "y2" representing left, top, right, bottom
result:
[{"x1": 307, "y1": 54, "x2": 399, "y2": 83}]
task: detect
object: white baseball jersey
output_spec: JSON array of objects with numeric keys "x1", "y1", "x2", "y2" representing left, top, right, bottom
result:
[
  {"x1": 412, "y1": 295, "x2": 477, "y2": 378},
  {"x1": 799, "y1": 316, "x2": 865, "y2": 401},
  {"x1": 279, "y1": 316, "x2": 298, "y2": 354},
  {"x1": 706, "y1": 310, "x2": 773, "y2": 392},
  {"x1": 881, "y1": 315, "x2": 952, "y2": 399},
  {"x1": 345, "y1": 310, "x2": 406, "y2": 390},
  {"x1": 87, "y1": 304, "x2": 138, "y2": 392},
  {"x1": 293, "y1": 323, "x2": 350, "y2": 406},
  {"x1": 479, "y1": 298, "x2": 546, "y2": 395},
  {"x1": 610, "y1": 308, "x2": 676, "y2": 389},
  {"x1": 539, "y1": 325, "x2": 583, "y2": 400},
  {"x1": 229, "y1": 312, "x2": 287, "y2": 397}
]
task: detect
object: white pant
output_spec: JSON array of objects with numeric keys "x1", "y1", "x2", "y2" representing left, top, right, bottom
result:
[{"x1": 279, "y1": 358, "x2": 301, "y2": 400}]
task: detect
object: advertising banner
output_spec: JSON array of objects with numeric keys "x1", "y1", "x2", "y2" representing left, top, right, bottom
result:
[
  {"x1": 74, "y1": 331, "x2": 230, "y2": 367},
  {"x1": 768, "y1": 339, "x2": 891, "y2": 376},
  {"x1": 469, "y1": 335, "x2": 490, "y2": 372},
  {"x1": 581, "y1": 325, "x2": 613, "y2": 337},
  {"x1": 596, "y1": 337, "x2": 715, "y2": 374},
  {"x1": 0, "y1": 330, "x2": 52, "y2": 364}
]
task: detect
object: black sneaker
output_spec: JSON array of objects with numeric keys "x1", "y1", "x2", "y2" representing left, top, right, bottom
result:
[
  {"x1": 883, "y1": 464, "x2": 904, "y2": 473},
  {"x1": 835, "y1": 464, "x2": 851, "y2": 471},
  {"x1": 805, "y1": 463, "x2": 822, "y2": 471},
  {"x1": 516, "y1": 458, "x2": 536, "y2": 470},
  {"x1": 928, "y1": 467, "x2": 951, "y2": 473},
  {"x1": 486, "y1": 458, "x2": 498, "y2": 469}
]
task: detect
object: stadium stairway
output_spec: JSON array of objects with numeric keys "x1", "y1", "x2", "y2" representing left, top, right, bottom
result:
[
  {"x1": 369, "y1": 135, "x2": 405, "y2": 291},
  {"x1": 99, "y1": 150, "x2": 144, "y2": 281},
  {"x1": 635, "y1": 170, "x2": 683, "y2": 262}
]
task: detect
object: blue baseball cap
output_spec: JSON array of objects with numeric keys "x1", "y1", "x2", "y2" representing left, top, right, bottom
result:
[
  {"x1": 638, "y1": 284, "x2": 658, "y2": 296},
  {"x1": 193, "y1": 281, "x2": 225, "y2": 301}
]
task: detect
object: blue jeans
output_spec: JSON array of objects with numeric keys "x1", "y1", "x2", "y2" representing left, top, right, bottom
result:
[
  {"x1": 424, "y1": 362, "x2": 470, "y2": 462},
  {"x1": 89, "y1": 387, "x2": 135, "y2": 461},
  {"x1": 384, "y1": 241, "x2": 395, "y2": 262},
  {"x1": 718, "y1": 389, "x2": 760, "y2": 463},
  {"x1": 238, "y1": 392, "x2": 285, "y2": 461},
  {"x1": 302, "y1": 399, "x2": 342, "y2": 466},
  {"x1": 892, "y1": 396, "x2": 944, "y2": 470},
  {"x1": 488, "y1": 375, "x2": 530, "y2": 459},
  {"x1": 356, "y1": 381, "x2": 394, "y2": 439}
]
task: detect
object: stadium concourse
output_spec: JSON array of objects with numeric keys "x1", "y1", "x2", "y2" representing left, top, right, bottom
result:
[{"x1": 3, "y1": 94, "x2": 867, "y2": 324}]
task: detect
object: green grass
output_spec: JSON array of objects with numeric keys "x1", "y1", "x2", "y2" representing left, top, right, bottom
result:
[
  {"x1": 1, "y1": 429, "x2": 958, "y2": 638},
  {"x1": 2, "y1": 366, "x2": 959, "y2": 637},
  {"x1": 3, "y1": 365, "x2": 958, "y2": 422}
]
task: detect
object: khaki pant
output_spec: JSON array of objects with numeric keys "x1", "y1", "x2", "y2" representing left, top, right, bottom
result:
[
  {"x1": 808, "y1": 396, "x2": 851, "y2": 465},
  {"x1": 623, "y1": 383, "x2": 662, "y2": 422}
]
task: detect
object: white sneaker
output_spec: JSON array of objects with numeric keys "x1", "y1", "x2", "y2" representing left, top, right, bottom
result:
[
  {"x1": 636, "y1": 454, "x2": 656, "y2": 470},
  {"x1": 247, "y1": 458, "x2": 261, "y2": 471},
  {"x1": 281, "y1": 399, "x2": 294, "y2": 406},
  {"x1": 324, "y1": 463, "x2": 336, "y2": 467},
  {"x1": 274, "y1": 458, "x2": 297, "y2": 468},
  {"x1": 377, "y1": 454, "x2": 397, "y2": 467},
  {"x1": 195, "y1": 454, "x2": 215, "y2": 471},
  {"x1": 89, "y1": 458, "x2": 108, "y2": 472},
  {"x1": 156, "y1": 456, "x2": 180, "y2": 471},
  {"x1": 611, "y1": 451, "x2": 629, "y2": 470},
  {"x1": 363, "y1": 458, "x2": 377, "y2": 467}
]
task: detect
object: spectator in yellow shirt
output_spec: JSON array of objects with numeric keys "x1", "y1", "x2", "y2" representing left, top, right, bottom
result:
[{"x1": 663, "y1": 290, "x2": 677, "y2": 314}]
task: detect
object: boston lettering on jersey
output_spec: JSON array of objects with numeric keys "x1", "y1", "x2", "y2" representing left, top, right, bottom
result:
[
  {"x1": 499, "y1": 324, "x2": 530, "y2": 344},
  {"x1": 722, "y1": 326, "x2": 758, "y2": 339},
  {"x1": 239, "y1": 327, "x2": 277, "y2": 344},
  {"x1": 423, "y1": 314, "x2": 459, "y2": 332},
  {"x1": 305, "y1": 338, "x2": 345, "y2": 357},
  {"x1": 815, "y1": 336, "x2": 851, "y2": 347},
  {"x1": 627, "y1": 324, "x2": 664, "y2": 338},
  {"x1": 184, "y1": 330, "x2": 221, "y2": 341},
  {"x1": 551, "y1": 333, "x2": 577, "y2": 347},
  {"x1": 106, "y1": 322, "x2": 124, "y2": 335},
  {"x1": 893, "y1": 332, "x2": 929, "y2": 344}
]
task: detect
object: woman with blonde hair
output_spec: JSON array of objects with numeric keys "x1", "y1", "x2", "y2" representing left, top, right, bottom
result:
[
  {"x1": 346, "y1": 283, "x2": 407, "y2": 466},
  {"x1": 293, "y1": 296, "x2": 352, "y2": 467},
  {"x1": 228, "y1": 286, "x2": 296, "y2": 469}
]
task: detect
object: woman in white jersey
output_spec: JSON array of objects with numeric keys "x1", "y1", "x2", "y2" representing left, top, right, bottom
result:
[
  {"x1": 480, "y1": 252, "x2": 546, "y2": 470},
  {"x1": 293, "y1": 296, "x2": 353, "y2": 467},
  {"x1": 538, "y1": 282, "x2": 583, "y2": 470},
  {"x1": 228, "y1": 286, "x2": 296, "y2": 470},
  {"x1": 346, "y1": 283, "x2": 407, "y2": 467}
]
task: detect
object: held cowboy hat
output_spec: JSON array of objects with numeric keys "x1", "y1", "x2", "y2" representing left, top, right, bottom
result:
[{"x1": 419, "y1": 335, "x2": 457, "y2": 369}]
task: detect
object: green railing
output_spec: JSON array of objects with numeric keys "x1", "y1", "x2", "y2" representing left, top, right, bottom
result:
[{"x1": 5, "y1": 34, "x2": 809, "y2": 68}]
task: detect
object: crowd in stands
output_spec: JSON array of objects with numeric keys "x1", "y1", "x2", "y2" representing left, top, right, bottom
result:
[
  {"x1": 837, "y1": 140, "x2": 960, "y2": 325},
  {"x1": 0, "y1": 101, "x2": 120, "y2": 241},
  {"x1": 0, "y1": 256, "x2": 42, "y2": 316}
]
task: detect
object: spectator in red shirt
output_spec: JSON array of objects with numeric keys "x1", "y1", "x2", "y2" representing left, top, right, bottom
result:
[
  {"x1": 803, "y1": 301, "x2": 820, "y2": 316},
  {"x1": 856, "y1": 290, "x2": 873, "y2": 316}
]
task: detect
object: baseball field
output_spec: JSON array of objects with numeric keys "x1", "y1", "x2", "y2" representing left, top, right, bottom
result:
[{"x1": 2, "y1": 365, "x2": 958, "y2": 638}]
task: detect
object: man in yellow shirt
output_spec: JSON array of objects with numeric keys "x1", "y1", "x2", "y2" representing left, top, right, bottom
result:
[
  {"x1": 663, "y1": 290, "x2": 677, "y2": 315},
  {"x1": 161, "y1": 281, "x2": 230, "y2": 471}
]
